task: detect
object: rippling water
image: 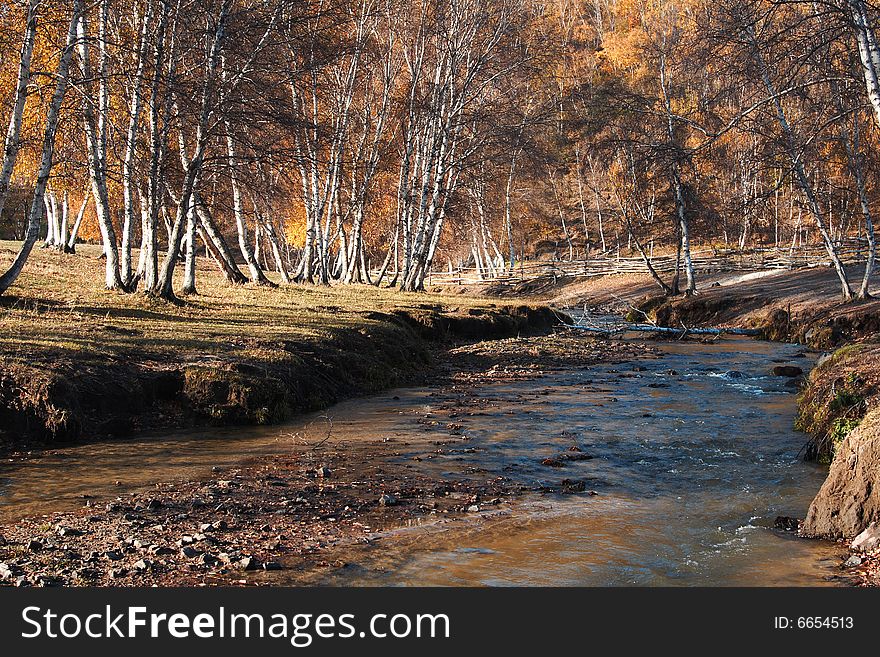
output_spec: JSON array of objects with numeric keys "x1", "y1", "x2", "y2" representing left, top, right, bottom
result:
[{"x1": 0, "y1": 337, "x2": 845, "y2": 585}]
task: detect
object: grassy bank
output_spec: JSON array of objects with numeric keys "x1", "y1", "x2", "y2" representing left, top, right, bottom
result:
[
  {"x1": 0, "y1": 242, "x2": 564, "y2": 449},
  {"x1": 794, "y1": 343, "x2": 880, "y2": 463}
]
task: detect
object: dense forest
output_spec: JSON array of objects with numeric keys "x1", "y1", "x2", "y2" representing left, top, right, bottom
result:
[{"x1": 0, "y1": 0, "x2": 878, "y2": 300}]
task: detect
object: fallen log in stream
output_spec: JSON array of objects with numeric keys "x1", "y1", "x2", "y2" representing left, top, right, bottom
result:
[{"x1": 571, "y1": 322, "x2": 762, "y2": 337}]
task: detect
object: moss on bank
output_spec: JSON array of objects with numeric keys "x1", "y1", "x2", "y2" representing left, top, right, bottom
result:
[{"x1": 794, "y1": 343, "x2": 880, "y2": 463}]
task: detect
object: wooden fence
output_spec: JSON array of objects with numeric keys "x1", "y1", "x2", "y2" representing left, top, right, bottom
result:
[{"x1": 422, "y1": 238, "x2": 874, "y2": 286}]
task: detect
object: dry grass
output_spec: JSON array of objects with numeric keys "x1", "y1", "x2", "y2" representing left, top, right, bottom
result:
[
  {"x1": 0, "y1": 241, "x2": 559, "y2": 447},
  {"x1": 0, "y1": 240, "x2": 501, "y2": 367}
]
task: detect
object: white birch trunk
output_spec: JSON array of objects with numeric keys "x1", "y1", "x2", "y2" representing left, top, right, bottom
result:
[
  {"x1": 0, "y1": 0, "x2": 39, "y2": 220},
  {"x1": 0, "y1": 0, "x2": 81, "y2": 295}
]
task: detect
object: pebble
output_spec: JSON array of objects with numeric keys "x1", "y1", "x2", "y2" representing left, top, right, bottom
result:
[
  {"x1": 180, "y1": 546, "x2": 200, "y2": 558},
  {"x1": 27, "y1": 539, "x2": 44, "y2": 552},
  {"x1": 133, "y1": 559, "x2": 152, "y2": 572},
  {"x1": 378, "y1": 494, "x2": 398, "y2": 506},
  {"x1": 844, "y1": 555, "x2": 863, "y2": 568},
  {"x1": 56, "y1": 526, "x2": 84, "y2": 537},
  {"x1": 851, "y1": 522, "x2": 880, "y2": 553},
  {"x1": 238, "y1": 556, "x2": 259, "y2": 571}
]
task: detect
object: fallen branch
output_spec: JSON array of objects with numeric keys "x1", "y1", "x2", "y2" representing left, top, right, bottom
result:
[{"x1": 570, "y1": 323, "x2": 761, "y2": 337}]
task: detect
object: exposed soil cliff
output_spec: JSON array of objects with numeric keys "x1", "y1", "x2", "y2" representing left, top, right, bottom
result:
[
  {"x1": 0, "y1": 304, "x2": 565, "y2": 451},
  {"x1": 802, "y1": 408, "x2": 880, "y2": 538}
]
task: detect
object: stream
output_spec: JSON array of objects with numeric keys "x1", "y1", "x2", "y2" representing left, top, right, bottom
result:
[{"x1": 0, "y1": 337, "x2": 845, "y2": 586}]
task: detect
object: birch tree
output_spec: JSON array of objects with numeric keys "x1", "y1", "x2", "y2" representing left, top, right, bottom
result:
[{"x1": 0, "y1": 0, "x2": 83, "y2": 296}]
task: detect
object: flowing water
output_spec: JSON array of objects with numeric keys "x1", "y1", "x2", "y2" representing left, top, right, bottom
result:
[{"x1": 0, "y1": 337, "x2": 845, "y2": 585}]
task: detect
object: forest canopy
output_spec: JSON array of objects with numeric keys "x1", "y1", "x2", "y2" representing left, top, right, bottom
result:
[{"x1": 0, "y1": 0, "x2": 877, "y2": 299}]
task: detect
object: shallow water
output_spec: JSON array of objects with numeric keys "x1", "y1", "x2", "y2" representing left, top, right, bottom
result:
[{"x1": 0, "y1": 337, "x2": 845, "y2": 585}]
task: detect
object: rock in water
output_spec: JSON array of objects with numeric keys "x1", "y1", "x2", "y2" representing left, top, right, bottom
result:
[
  {"x1": 770, "y1": 365, "x2": 803, "y2": 377},
  {"x1": 850, "y1": 523, "x2": 880, "y2": 553},
  {"x1": 774, "y1": 516, "x2": 800, "y2": 532},
  {"x1": 803, "y1": 409, "x2": 880, "y2": 539},
  {"x1": 238, "y1": 556, "x2": 259, "y2": 571},
  {"x1": 843, "y1": 555, "x2": 863, "y2": 568}
]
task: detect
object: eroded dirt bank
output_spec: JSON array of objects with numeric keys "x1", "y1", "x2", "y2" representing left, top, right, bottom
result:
[
  {"x1": 797, "y1": 344, "x2": 880, "y2": 586},
  {"x1": 0, "y1": 333, "x2": 650, "y2": 587},
  {"x1": 0, "y1": 301, "x2": 563, "y2": 451}
]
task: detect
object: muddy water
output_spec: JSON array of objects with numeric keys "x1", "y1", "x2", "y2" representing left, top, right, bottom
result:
[{"x1": 0, "y1": 338, "x2": 844, "y2": 585}]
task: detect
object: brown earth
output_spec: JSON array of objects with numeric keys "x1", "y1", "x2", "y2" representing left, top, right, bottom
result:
[
  {"x1": 0, "y1": 241, "x2": 567, "y2": 451},
  {"x1": 0, "y1": 332, "x2": 651, "y2": 587},
  {"x1": 802, "y1": 408, "x2": 880, "y2": 540}
]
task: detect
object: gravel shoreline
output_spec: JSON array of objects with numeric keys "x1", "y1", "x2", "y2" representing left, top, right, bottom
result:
[{"x1": 0, "y1": 332, "x2": 650, "y2": 587}]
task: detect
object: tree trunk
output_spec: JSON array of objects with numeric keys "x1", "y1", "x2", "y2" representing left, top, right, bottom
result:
[
  {"x1": 76, "y1": 5, "x2": 125, "y2": 291},
  {"x1": 0, "y1": 0, "x2": 39, "y2": 220},
  {"x1": 0, "y1": 0, "x2": 81, "y2": 296}
]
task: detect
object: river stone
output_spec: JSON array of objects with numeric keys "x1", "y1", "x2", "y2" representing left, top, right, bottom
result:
[
  {"x1": 844, "y1": 555, "x2": 863, "y2": 568},
  {"x1": 56, "y1": 526, "x2": 83, "y2": 537},
  {"x1": 803, "y1": 408, "x2": 880, "y2": 538},
  {"x1": 774, "y1": 516, "x2": 800, "y2": 532},
  {"x1": 850, "y1": 523, "x2": 880, "y2": 553},
  {"x1": 770, "y1": 365, "x2": 803, "y2": 377},
  {"x1": 238, "y1": 556, "x2": 259, "y2": 571},
  {"x1": 378, "y1": 494, "x2": 398, "y2": 506},
  {"x1": 133, "y1": 559, "x2": 152, "y2": 572}
]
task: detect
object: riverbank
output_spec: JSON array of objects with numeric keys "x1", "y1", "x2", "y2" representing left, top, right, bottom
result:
[
  {"x1": 446, "y1": 264, "x2": 880, "y2": 348},
  {"x1": 0, "y1": 244, "x2": 657, "y2": 587},
  {"x1": 1, "y1": 246, "x2": 873, "y2": 586},
  {"x1": 486, "y1": 264, "x2": 880, "y2": 586},
  {"x1": 0, "y1": 332, "x2": 652, "y2": 586},
  {"x1": 0, "y1": 242, "x2": 565, "y2": 452}
]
